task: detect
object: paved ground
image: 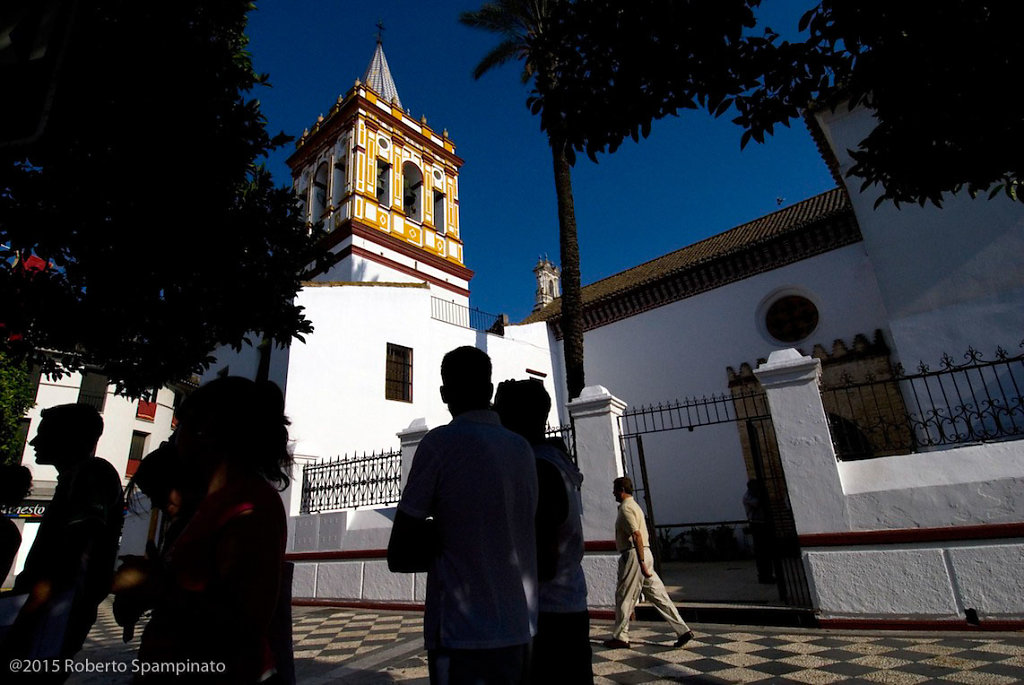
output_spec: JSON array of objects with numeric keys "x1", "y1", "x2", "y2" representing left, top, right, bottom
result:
[{"x1": 58, "y1": 599, "x2": 1024, "y2": 684}]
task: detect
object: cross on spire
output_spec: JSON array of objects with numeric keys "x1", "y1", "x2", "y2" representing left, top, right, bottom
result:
[{"x1": 375, "y1": 20, "x2": 385, "y2": 44}]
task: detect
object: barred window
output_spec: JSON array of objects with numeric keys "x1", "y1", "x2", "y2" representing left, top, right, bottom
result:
[
  {"x1": 126, "y1": 430, "x2": 149, "y2": 478},
  {"x1": 78, "y1": 371, "x2": 109, "y2": 413},
  {"x1": 385, "y1": 343, "x2": 413, "y2": 402}
]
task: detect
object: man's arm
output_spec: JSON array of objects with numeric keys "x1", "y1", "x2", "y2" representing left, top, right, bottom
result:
[
  {"x1": 625, "y1": 501, "x2": 653, "y2": 578},
  {"x1": 387, "y1": 509, "x2": 437, "y2": 573},
  {"x1": 631, "y1": 529, "x2": 652, "y2": 578}
]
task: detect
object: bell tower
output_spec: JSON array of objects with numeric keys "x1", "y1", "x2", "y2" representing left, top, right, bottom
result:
[
  {"x1": 533, "y1": 257, "x2": 561, "y2": 312},
  {"x1": 288, "y1": 36, "x2": 473, "y2": 304}
]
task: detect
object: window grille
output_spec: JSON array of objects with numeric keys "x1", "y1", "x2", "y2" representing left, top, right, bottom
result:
[
  {"x1": 385, "y1": 343, "x2": 413, "y2": 402},
  {"x1": 126, "y1": 431, "x2": 148, "y2": 478},
  {"x1": 78, "y1": 371, "x2": 109, "y2": 412}
]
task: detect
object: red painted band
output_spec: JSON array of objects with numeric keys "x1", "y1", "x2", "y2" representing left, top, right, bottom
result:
[{"x1": 800, "y1": 522, "x2": 1024, "y2": 548}]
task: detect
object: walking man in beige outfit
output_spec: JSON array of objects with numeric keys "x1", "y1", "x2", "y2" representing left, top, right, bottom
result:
[{"x1": 604, "y1": 476, "x2": 694, "y2": 649}]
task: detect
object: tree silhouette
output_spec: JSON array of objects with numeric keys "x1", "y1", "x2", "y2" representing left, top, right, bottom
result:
[{"x1": 0, "y1": 1, "x2": 326, "y2": 396}]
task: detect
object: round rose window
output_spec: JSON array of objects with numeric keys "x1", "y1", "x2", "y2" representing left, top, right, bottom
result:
[{"x1": 765, "y1": 295, "x2": 818, "y2": 343}]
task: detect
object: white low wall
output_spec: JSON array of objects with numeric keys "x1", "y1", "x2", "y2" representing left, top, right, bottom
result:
[
  {"x1": 286, "y1": 508, "x2": 619, "y2": 608},
  {"x1": 840, "y1": 441, "x2": 1024, "y2": 529},
  {"x1": 757, "y1": 349, "x2": 1024, "y2": 626},
  {"x1": 287, "y1": 387, "x2": 632, "y2": 610},
  {"x1": 804, "y1": 538, "x2": 1024, "y2": 623}
]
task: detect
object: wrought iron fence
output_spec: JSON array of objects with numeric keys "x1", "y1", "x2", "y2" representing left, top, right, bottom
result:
[
  {"x1": 430, "y1": 297, "x2": 505, "y2": 335},
  {"x1": 619, "y1": 388, "x2": 770, "y2": 437},
  {"x1": 300, "y1": 449, "x2": 402, "y2": 513},
  {"x1": 545, "y1": 421, "x2": 577, "y2": 465},
  {"x1": 823, "y1": 342, "x2": 1024, "y2": 460}
]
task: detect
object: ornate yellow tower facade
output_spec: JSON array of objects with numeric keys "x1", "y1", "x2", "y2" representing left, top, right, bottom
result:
[{"x1": 288, "y1": 39, "x2": 473, "y2": 303}]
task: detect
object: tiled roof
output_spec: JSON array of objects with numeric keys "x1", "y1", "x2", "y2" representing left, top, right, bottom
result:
[
  {"x1": 521, "y1": 188, "x2": 859, "y2": 331},
  {"x1": 363, "y1": 41, "x2": 402, "y2": 108}
]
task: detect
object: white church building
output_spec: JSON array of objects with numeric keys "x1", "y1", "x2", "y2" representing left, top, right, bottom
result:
[
  {"x1": 11, "y1": 40, "x2": 1024, "y2": 628},
  {"x1": 208, "y1": 41, "x2": 1021, "y2": 628}
]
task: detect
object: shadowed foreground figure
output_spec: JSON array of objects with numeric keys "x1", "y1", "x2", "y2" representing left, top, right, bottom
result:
[
  {"x1": 2, "y1": 404, "x2": 124, "y2": 679},
  {"x1": 389, "y1": 346, "x2": 538, "y2": 685},
  {"x1": 0, "y1": 464, "x2": 32, "y2": 582},
  {"x1": 111, "y1": 377, "x2": 292, "y2": 683},
  {"x1": 495, "y1": 378, "x2": 593, "y2": 684}
]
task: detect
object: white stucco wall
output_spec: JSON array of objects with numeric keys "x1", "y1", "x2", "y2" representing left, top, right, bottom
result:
[
  {"x1": 814, "y1": 105, "x2": 1024, "y2": 367},
  {"x1": 840, "y1": 441, "x2": 1024, "y2": 530},
  {"x1": 274, "y1": 281, "x2": 558, "y2": 461},
  {"x1": 316, "y1": 239, "x2": 471, "y2": 307},
  {"x1": 581, "y1": 243, "x2": 891, "y2": 527}
]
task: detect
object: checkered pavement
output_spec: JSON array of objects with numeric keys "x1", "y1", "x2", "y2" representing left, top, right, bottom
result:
[
  {"x1": 56, "y1": 600, "x2": 1024, "y2": 684},
  {"x1": 589, "y1": 624, "x2": 1024, "y2": 684}
]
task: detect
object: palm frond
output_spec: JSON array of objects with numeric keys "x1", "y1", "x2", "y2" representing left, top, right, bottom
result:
[{"x1": 471, "y1": 38, "x2": 527, "y2": 79}]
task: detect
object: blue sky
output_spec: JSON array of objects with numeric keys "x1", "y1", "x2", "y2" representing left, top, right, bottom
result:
[{"x1": 246, "y1": 1, "x2": 836, "y2": 323}]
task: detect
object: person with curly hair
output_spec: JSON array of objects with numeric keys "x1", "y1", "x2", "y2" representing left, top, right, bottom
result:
[{"x1": 115, "y1": 377, "x2": 292, "y2": 683}]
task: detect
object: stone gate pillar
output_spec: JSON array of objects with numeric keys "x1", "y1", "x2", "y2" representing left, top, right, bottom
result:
[
  {"x1": 397, "y1": 418, "x2": 430, "y2": 490},
  {"x1": 754, "y1": 348, "x2": 848, "y2": 534},
  {"x1": 567, "y1": 385, "x2": 628, "y2": 541}
]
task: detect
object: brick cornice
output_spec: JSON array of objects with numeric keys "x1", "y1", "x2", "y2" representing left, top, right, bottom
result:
[
  {"x1": 316, "y1": 218, "x2": 474, "y2": 282},
  {"x1": 288, "y1": 91, "x2": 464, "y2": 172}
]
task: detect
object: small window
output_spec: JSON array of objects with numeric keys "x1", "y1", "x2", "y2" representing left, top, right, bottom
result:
[
  {"x1": 78, "y1": 371, "x2": 108, "y2": 413},
  {"x1": 433, "y1": 190, "x2": 445, "y2": 234},
  {"x1": 126, "y1": 430, "x2": 149, "y2": 478},
  {"x1": 311, "y1": 162, "x2": 329, "y2": 228},
  {"x1": 385, "y1": 343, "x2": 413, "y2": 402},
  {"x1": 376, "y1": 160, "x2": 391, "y2": 206},
  {"x1": 765, "y1": 295, "x2": 819, "y2": 343},
  {"x1": 403, "y1": 162, "x2": 423, "y2": 222},
  {"x1": 333, "y1": 151, "x2": 347, "y2": 203},
  {"x1": 294, "y1": 175, "x2": 308, "y2": 222}
]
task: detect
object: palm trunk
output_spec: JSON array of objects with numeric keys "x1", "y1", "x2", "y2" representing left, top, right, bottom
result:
[{"x1": 551, "y1": 141, "x2": 585, "y2": 399}]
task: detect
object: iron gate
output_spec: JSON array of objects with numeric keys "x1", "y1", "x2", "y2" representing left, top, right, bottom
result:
[{"x1": 618, "y1": 388, "x2": 812, "y2": 608}]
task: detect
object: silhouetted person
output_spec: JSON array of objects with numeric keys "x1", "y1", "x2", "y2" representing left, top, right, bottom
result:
[
  {"x1": 118, "y1": 377, "x2": 292, "y2": 683},
  {"x1": 388, "y1": 347, "x2": 538, "y2": 685},
  {"x1": 605, "y1": 476, "x2": 693, "y2": 650},
  {"x1": 112, "y1": 437, "x2": 200, "y2": 642},
  {"x1": 743, "y1": 479, "x2": 775, "y2": 584},
  {"x1": 494, "y1": 379, "x2": 593, "y2": 684},
  {"x1": 0, "y1": 464, "x2": 32, "y2": 582},
  {"x1": 3, "y1": 403, "x2": 124, "y2": 670}
]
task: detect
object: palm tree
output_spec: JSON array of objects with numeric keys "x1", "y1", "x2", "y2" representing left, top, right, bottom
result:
[{"x1": 460, "y1": 0, "x2": 587, "y2": 400}]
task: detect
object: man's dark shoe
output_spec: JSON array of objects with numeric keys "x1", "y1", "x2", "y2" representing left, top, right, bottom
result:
[
  {"x1": 674, "y1": 631, "x2": 695, "y2": 648},
  {"x1": 602, "y1": 639, "x2": 630, "y2": 649}
]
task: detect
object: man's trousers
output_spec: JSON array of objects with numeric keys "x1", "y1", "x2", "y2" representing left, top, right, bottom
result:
[{"x1": 612, "y1": 546, "x2": 689, "y2": 642}]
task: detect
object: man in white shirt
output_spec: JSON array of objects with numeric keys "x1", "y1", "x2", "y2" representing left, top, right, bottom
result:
[{"x1": 388, "y1": 346, "x2": 539, "y2": 684}]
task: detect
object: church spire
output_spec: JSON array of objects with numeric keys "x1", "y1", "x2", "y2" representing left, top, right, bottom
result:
[{"x1": 362, "y1": 25, "x2": 402, "y2": 108}]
